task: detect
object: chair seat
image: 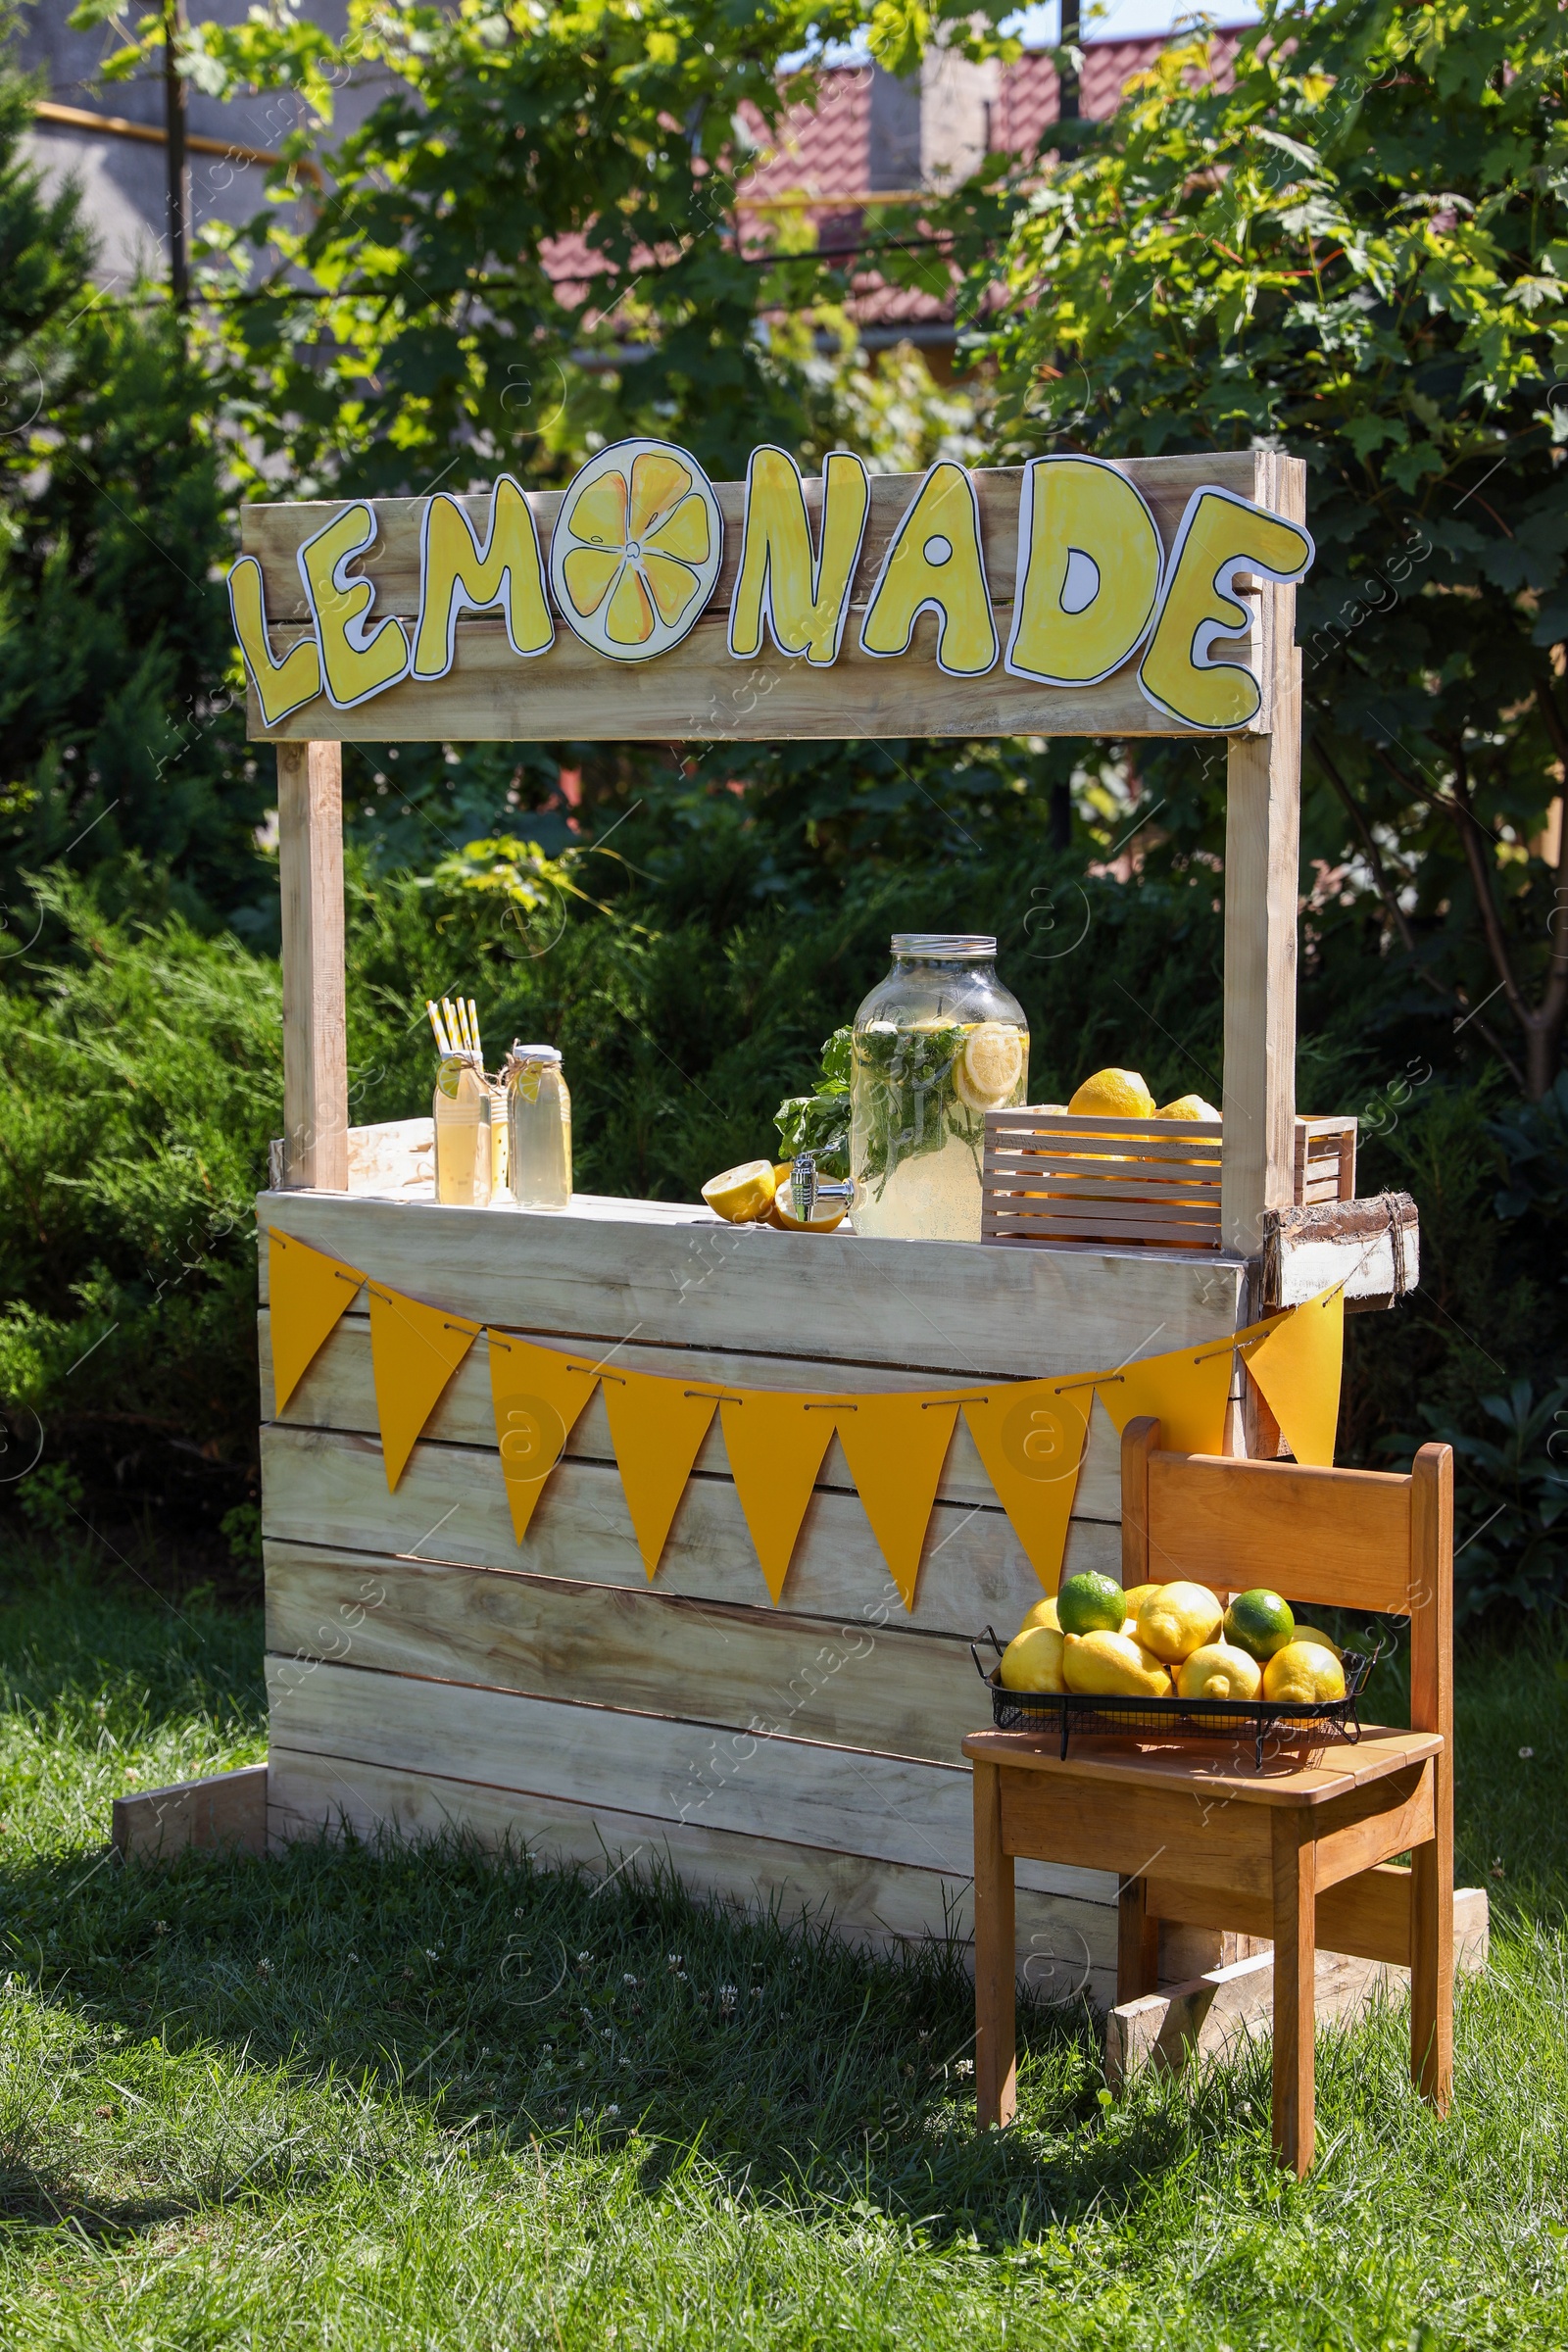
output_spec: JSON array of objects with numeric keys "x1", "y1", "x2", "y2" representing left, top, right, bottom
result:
[{"x1": 961, "y1": 1724, "x2": 1442, "y2": 1808}]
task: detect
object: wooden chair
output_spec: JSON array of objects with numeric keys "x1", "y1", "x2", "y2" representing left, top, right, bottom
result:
[{"x1": 965, "y1": 1417, "x2": 1454, "y2": 2175}]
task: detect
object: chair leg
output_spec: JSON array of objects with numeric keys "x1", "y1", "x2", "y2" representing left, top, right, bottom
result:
[
  {"x1": 972, "y1": 1758, "x2": 1016, "y2": 2129},
  {"x1": 1410, "y1": 1822, "x2": 1453, "y2": 2113},
  {"x1": 1270, "y1": 1811, "x2": 1316, "y2": 2178},
  {"x1": 1116, "y1": 1875, "x2": 1160, "y2": 2006}
]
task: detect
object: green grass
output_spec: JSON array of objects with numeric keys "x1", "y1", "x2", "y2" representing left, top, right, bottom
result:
[{"x1": 0, "y1": 1554, "x2": 1564, "y2": 2348}]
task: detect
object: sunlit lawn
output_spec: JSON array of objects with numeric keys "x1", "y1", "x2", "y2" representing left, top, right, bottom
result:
[{"x1": 0, "y1": 1544, "x2": 1564, "y2": 2348}]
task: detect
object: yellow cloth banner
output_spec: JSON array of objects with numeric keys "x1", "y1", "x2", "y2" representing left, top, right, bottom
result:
[
  {"x1": 835, "y1": 1393, "x2": 959, "y2": 1611},
  {"x1": 603, "y1": 1369, "x2": 718, "y2": 1578},
  {"x1": 487, "y1": 1333, "x2": 600, "y2": 1544},
  {"x1": 267, "y1": 1228, "x2": 362, "y2": 1415},
  {"x1": 1097, "y1": 1334, "x2": 1236, "y2": 1457},
  {"x1": 961, "y1": 1379, "x2": 1092, "y2": 1595},
  {"x1": 1245, "y1": 1284, "x2": 1346, "y2": 1468},
  {"x1": 719, "y1": 1393, "x2": 837, "y2": 1604},
  {"x1": 368, "y1": 1285, "x2": 481, "y2": 1493}
]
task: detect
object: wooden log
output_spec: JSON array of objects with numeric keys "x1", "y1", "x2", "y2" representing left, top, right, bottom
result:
[
  {"x1": 266, "y1": 1745, "x2": 1118, "y2": 2001},
  {"x1": 264, "y1": 1658, "x2": 1112, "y2": 1903},
  {"x1": 265, "y1": 1542, "x2": 998, "y2": 1769},
  {"x1": 255, "y1": 1192, "x2": 1250, "y2": 1381},
  {"x1": 276, "y1": 741, "x2": 347, "y2": 1190},
  {"x1": 258, "y1": 1307, "x2": 1127, "y2": 1527},
  {"x1": 1262, "y1": 1193, "x2": 1420, "y2": 1313},
  {"x1": 258, "y1": 1422, "x2": 1121, "y2": 1635},
  {"x1": 112, "y1": 1763, "x2": 269, "y2": 1862}
]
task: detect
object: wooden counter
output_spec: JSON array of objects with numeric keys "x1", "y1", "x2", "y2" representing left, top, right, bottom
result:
[{"x1": 258, "y1": 1168, "x2": 1254, "y2": 2006}]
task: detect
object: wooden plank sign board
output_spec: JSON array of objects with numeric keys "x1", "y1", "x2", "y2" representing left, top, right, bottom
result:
[
  {"x1": 237, "y1": 446, "x2": 1311, "y2": 743},
  {"x1": 259, "y1": 1181, "x2": 1252, "y2": 1988}
]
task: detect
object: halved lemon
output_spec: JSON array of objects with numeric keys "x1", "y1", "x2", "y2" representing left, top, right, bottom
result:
[
  {"x1": 701, "y1": 1160, "x2": 777, "y2": 1223},
  {"x1": 550, "y1": 438, "x2": 723, "y2": 662},
  {"x1": 768, "y1": 1159, "x2": 846, "y2": 1232}
]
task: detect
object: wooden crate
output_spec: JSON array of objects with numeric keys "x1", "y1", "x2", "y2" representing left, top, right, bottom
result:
[{"x1": 981, "y1": 1111, "x2": 1357, "y2": 1251}]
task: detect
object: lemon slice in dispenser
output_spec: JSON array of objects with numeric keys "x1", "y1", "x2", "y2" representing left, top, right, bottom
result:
[{"x1": 550, "y1": 439, "x2": 723, "y2": 662}]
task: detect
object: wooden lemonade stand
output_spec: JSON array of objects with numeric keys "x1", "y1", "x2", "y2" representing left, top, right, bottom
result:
[{"x1": 182, "y1": 437, "x2": 1461, "y2": 2083}]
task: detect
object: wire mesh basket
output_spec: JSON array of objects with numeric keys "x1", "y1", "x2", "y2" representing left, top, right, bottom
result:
[{"x1": 970, "y1": 1629, "x2": 1375, "y2": 1772}]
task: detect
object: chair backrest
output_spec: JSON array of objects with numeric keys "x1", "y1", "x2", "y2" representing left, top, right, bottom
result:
[{"x1": 1120, "y1": 1418, "x2": 1452, "y2": 1739}]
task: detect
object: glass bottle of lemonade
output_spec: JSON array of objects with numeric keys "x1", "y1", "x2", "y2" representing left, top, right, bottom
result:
[{"x1": 849, "y1": 934, "x2": 1028, "y2": 1243}]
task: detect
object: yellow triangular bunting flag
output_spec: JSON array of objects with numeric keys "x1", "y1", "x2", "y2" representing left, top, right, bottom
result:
[
  {"x1": 1244, "y1": 1286, "x2": 1345, "y2": 1467},
  {"x1": 1096, "y1": 1336, "x2": 1235, "y2": 1457},
  {"x1": 603, "y1": 1370, "x2": 718, "y2": 1579},
  {"x1": 835, "y1": 1393, "x2": 958, "y2": 1612},
  {"x1": 368, "y1": 1285, "x2": 481, "y2": 1493},
  {"x1": 962, "y1": 1380, "x2": 1091, "y2": 1594},
  {"x1": 487, "y1": 1334, "x2": 600, "y2": 1545},
  {"x1": 268, "y1": 1228, "x2": 363, "y2": 1416},
  {"x1": 720, "y1": 1393, "x2": 837, "y2": 1604}
]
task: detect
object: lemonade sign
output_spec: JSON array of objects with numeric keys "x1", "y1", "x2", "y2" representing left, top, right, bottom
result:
[{"x1": 230, "y1": 437, "x2": 1313, "y2": 737}]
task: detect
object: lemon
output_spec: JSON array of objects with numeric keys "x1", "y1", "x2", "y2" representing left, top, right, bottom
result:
[
  {"x1": 1223, "y1": 1589, "x2": 1296, "y2": 1661},
  {"x1": 1262, "y1": 1641, "x2": 1347, "y2": 1704},
  {"x1": 1155, "y1": 1094, "x2": 1221, "y2": 1122},
  {"x1": 1136, "y1": 1581, "x2": 1223, "y2": 1663},
  {"x1": 1122, "y1": 1582, "x2": 1161, "y2": 1621},
  {"x1": 1018, "y1": 1594, "x2": 1059, "y2": 1635},
  {"x1": 1056, "y1": 1571, "x2": 1126, "y2": 1636},
  {"x1": 1068, "y1": 1067, "x2": 1154, "y2": 1120},
  {"x1": 953, "y1": 1022, "x2": 1027, "y2": 1112},
  {"x1": 1175, "y1": 1642, "x2": 1263, "y2": 1701},
  {"x1": 1062, "y1": 1630, "x2": 1172, "y2": 1698},
  {"x1": 1289, "y1": 1624, "x2": 1344, "y2": 1660},
  {"x1": 701, "y1": 1160, "x2": 777, "y2": 1223},
  {"x1": 767, "y1": 1159, "x2": 847, "y2": 1233},
  {"x1": 1000, "y1": 1623, "x2": 1066, "y2": 1693}
]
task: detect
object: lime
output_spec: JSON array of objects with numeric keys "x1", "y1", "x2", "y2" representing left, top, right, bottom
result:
[
  {"x1": 1223, "y1": 1588, "x2": 1296, "y2": 1661},
  {"x1": 1056, "y1": 1570, "x2": 1126, "y2": 1637}
]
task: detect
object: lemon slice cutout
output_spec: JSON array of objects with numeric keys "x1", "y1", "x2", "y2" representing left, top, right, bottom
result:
[
  {"x1": 562, "y1": 545, "x2": 621, "y2": 617},
  {"x1": 551, "y1": 437, "x2": 723, "y2": 662},
  {"x1": 630, "y1": 450, "x2": 692, "y2": 537},
  {"x1": 607, "y1": 565, "x2": 656, "y2": 646}
]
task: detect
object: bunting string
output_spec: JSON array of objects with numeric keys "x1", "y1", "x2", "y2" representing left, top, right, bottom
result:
[{"x1": 264, "y1": 1229, "x2": 1348, "y2": 1610}]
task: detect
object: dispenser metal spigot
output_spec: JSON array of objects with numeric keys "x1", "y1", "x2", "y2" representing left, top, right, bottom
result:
[{"x1": 787, "y1": 1152, "x2": 856, "y2": 1225}]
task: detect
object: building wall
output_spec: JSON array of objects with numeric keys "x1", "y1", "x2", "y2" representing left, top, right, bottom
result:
[{"x1": 14, "y1": 0, "x2": 388, "y2": 286}]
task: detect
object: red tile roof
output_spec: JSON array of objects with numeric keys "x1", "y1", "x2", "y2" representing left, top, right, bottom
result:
[{"x1": 545, "y1": 33, "x2": 1251, "y2": 346}]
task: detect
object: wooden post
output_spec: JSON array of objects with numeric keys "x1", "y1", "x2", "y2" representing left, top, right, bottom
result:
[
  {"x1": 1408, "y1": 1442, "x2": 1454, "y2": 2111},
  {"x1": 276, "y1": 740, "x2": 348, "y2": 1191},
  {"x1": 1220, "y1": 453, "x2": 1307, "y2": 1261},
  {"x1": 1270, "y1": 1807, "x2": 1317, "y2": 2177},
  {"x1": 972, "y1": 1757, "x2": 1016, "y2": 2129}
]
